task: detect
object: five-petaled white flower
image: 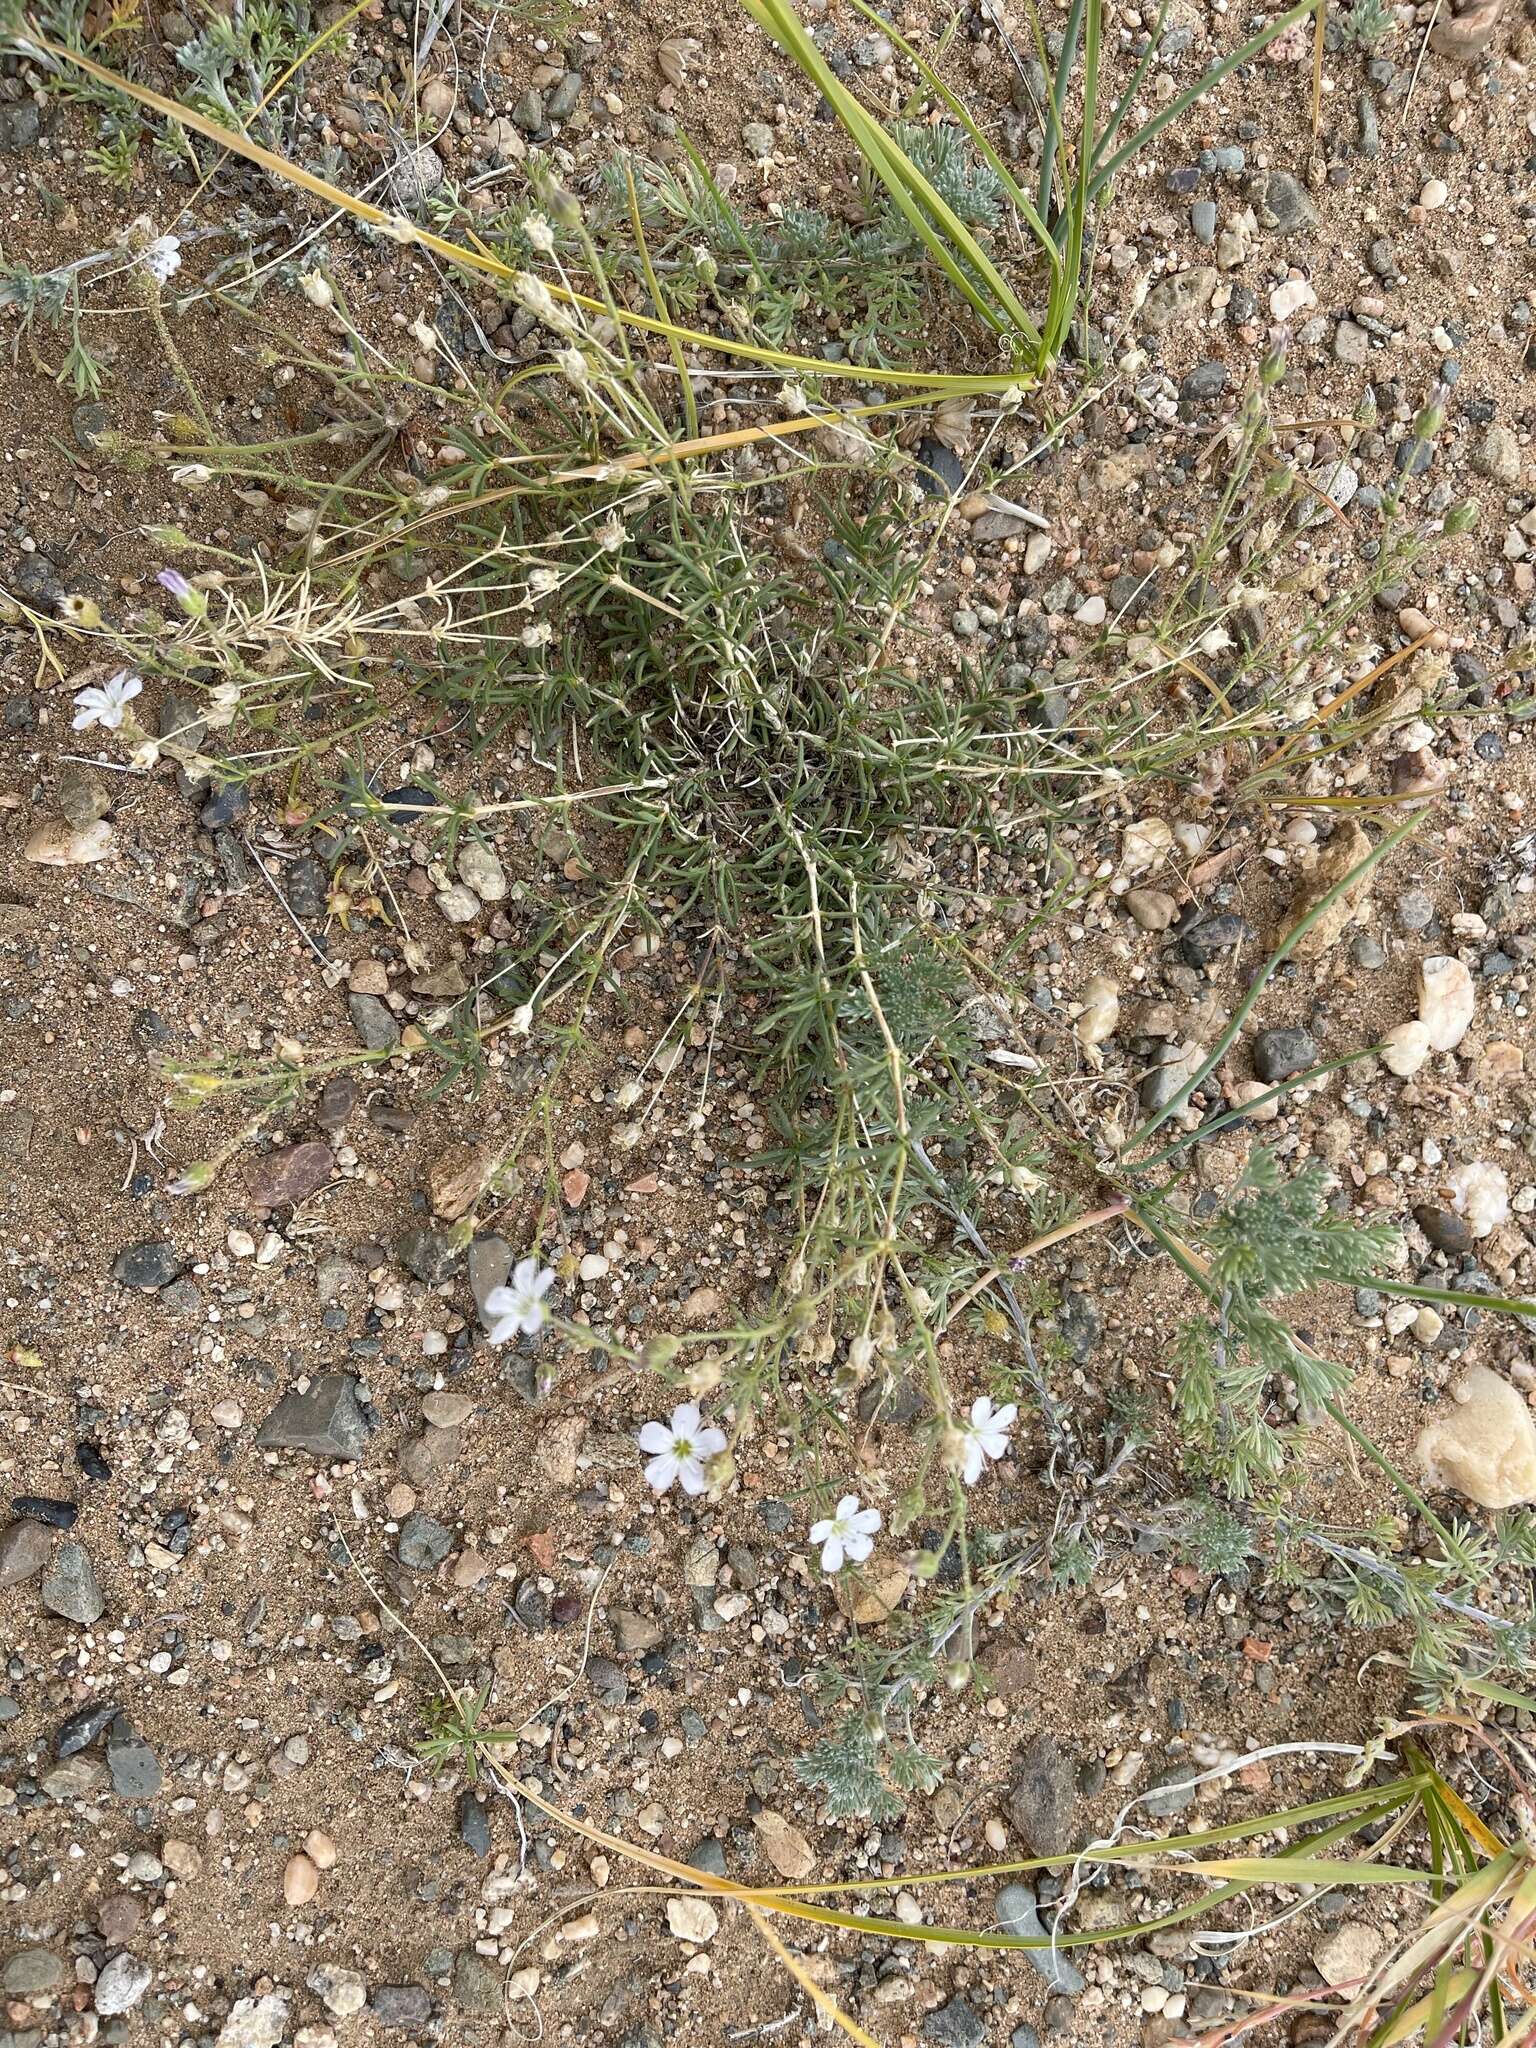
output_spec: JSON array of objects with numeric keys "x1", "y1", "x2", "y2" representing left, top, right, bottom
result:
[
  {"x1": 72, "y1": 669, "x2": 142, "y2": 732},
  {"x1": 638, "y1": 1402, "x2": 726, "y2": 1496},
  {"x1": 955, "y1": 1395, "x2": 1018, "y2": 1486},
  {"x1": 482, "y1": 1257, "x2": 555, "y2": 1343},
  {"x1": 141, "y1": 234, "x2": 182, "y2": 285},
  {"x1": 809, "y1": 1494, "x2": 882, "y2": 1574}
]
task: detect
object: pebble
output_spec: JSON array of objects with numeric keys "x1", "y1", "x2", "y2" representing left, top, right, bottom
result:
[
  {"x1": 1418, "y1": 1365, "x2": 1536, "y2": 1508},
  {"x1": 111, "y1": 1240, "x2": 186, "y2": 1290},
  {"x1": 1182, "y1": 915, "x2": 1251, "y2": 966},
  {"x1": 4, "y1": 1949, "x2": 67, "y2": 1996},
  {"x1": 1313, "y1": 1921, "x2": 1384, "y2": 1987},
  {"x1": 996, "y1": 1884, "x2": 1086, "y2": 1995},
  {"x1": 1125, "y1": 888, "x2": 1177, "y2": 931},
  {"x1": 457, "y1": 841, "x2": 507, "y2": 901},
  {"x1": 1444, "y1": 1160, "x2": 1509, "y2": 1238},
  {"x1": 741, "y1": 120, "x2": 775, "y2": 159},
  {"x1": 93, "y1": 1952, "x2": 153, "y2": 2016},
  {"x1": 309, "y1": 1967, "x2": 367, "y2": 2018},
  {"x1": 256, "y1": 1375, "x2": 369, "y2": 1460},
  {"x1": 1416, "y1": 954, "x2": 1476, "y2": 1050},
  {"x1": 458, "y1": 1790, "x2": 492, "y2": 1857},
  {"x1": 41, "y1": 1539, "x2": 104, "y2": 1623},
  {"x1": 1380, "y1": 1019, "x2": 1431, "y2": 1076},
  {"x1": 666, "y1": 1896, "x2": 719, "y2": 1942},
  {"x1": 1252, "y1": 1028, "x2": 1317, "y2": 1083},
  {"x1": 1005, "y1": 1734, "x2": 1079, "y2": 1853},
  {"x1": 218, "y1": 1992, "x2": 291, "y2": 2048},
  {"x1": 283, "y1": 1852, "x2": 321, "y2": 1905},
  {"x1": 348, "y1": 993, "x2": 400, "y2": 1050},
  {"x1": 435, "y1": 883, "x2": 482, "y2": 924},
  {"x1": 107, "y1": 1716, "x2": 164, "y2": 1797},
  {"x1": 1471, "y1": 423, "x2": 1522, "y2": 487},
  {"x1": 244, "y1": 1141, "x2": 333, "y2": 1208},
  {"x1": 923, "y1": 1998, "x2": 986, "y2": 2047},
  {"x1": 376, "y1": 1982, "x2": 436, "y2": 2031},
  {"x1": 1419, "y1": 177, "x2": 1450, "y2": 210},
  {"x1": 398, "y1": 1512, "x2": 453, "y2": 1570}
]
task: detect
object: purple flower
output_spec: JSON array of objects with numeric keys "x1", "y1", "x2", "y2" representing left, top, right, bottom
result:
[{"x1": 157, "y1": 567, "x2": 193, "y2": 599}]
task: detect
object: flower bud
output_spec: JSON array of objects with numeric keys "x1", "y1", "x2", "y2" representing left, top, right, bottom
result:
[
  {"x1": 299, "y1": 271, "x2": 334, "y2": 309},
  {"x1": 167, "y1": 1159, "x2": 215, "y2": 1196},
  {"x1": 1443, "y1": 499, "x2": 1479, "y2": 537}
]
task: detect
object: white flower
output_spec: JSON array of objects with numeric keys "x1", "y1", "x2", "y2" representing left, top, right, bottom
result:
[
  {"x1": 527, "y1": 566, "x2": 560, "y2": 598},
  {"x1": 506, "y1": 1002, "x2": 534, "y2": 1036},
  {"x1": 299, "y1": 271, "x2": 334, "y2": 309},
  {"x1": 525, "y1": 212, "x2": 556, "y2": 254},
  {"x1": 72, "y1": 669, "x2": 142, "y2": 732},
  {"x1": 955, "y1": 1395, "x2": 1018, "y2": 1487},
  {"x1": 520, "y1": 620, "x2": 552, "y2": 649},
  {"x1": 638, "y1": 1402, "x2": 727, "y2": 1496},
  {"x1": 140, "y1": 234, "x2": 182, "y2": 285},
  {"x1": 482, "y1": 1256, "x2": 555, "y2": 1342},
  {"x1": 809, "y1": 1494, "x2": 881, "y2": 1574}
]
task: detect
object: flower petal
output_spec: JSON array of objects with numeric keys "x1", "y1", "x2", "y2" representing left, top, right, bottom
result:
[
  {"x1": 637, "y1": 1421, "x2": 674, "y2": 1455},
  {"x1": 694, "y1": 1427, "x2": 727, "y2": 1458},
  {"x1": 675, "y1": 1455, "x2": 709, "y2": 1496},
  {"x1": 669, "y1": 1402, "x2": 702, "y2": 1438},
  {"x1": 808, "y1": 1518, "x2": 833, "y2": 1546},
  {"x1": 835, "y1": 1494, "x2": 863, "y2": 1521},
  {"x1": 820, "y1": 1535, "x2": 845, "y2": 1574},
  {"x1": 643, "y1": 1452, "x2": 678, "y2": 1494}
]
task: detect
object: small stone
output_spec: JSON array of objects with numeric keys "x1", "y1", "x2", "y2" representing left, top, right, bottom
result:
[
  {"x1": 398, "y1": 1512, "x2": 453, "y2": 1570},
  {"x1": 1140, "y1": 266, "x2": 1218, "y2": 333},
  {"x1": 1125, "y1": 888, "x2": 1177, "y2": 931},
  {"x1": 1418, "y1": 1366, "x2": 1536, "y2": 1508},
  {"x1": 1313, "y1": 1921, "x2": 1384, "y2": 1987},
  {"x1": 283, "y1": 1852, "x2": 320, "y2": 1906},
  {"x1": 667, "y1": 1897, "x2": 719, "y2": 1942},
  {"x1": 1417, "y1": 954, "x2": 1476, "y2": 1050},
  {"x1": 1006, "y1": 1735, "x2": 1079, "y2": 1854},
  {"x1": 458, "y1": 1791, "x2": 492, "y2": 1857},
  {"x1": 1380, "y1": 1020, "x2": 1432, "y2": 1076},
  {"x1": 1252, "y1": 1028, "x2": 1316, "y2": 1084},
  {"x1": 1334, "y1": 320, "x2": 1370, "y2": 366},
  {"x1": 107, "y1": 1716, "x2": 163, "y2": 1797},
  {"x1": 996, "y1": 1885, "x2": 1086, "y2": 1995},
  {"x1": 399, "y1": 1424, "x2": 461, "y2": 1489},
  {"x1": 435, "y1": 883, "x2": 481, "y2": 924},
  {"x1": 162, "y1": 1840, "x2": 202, "y2": 1879},
  {"x1": 0, "y1": 1518, "x2": 52, "y2": 1586},
  {"x1": 1419, "y1": 176, "x2": 1450, "y2": 210},
  {"x1": 59, "y1": 760, "x2": 109, "y2": 828},
  {"x1": 1471, "y1": 423, "x2": 1522, "y2": 487},
  {"x1": 243, "y1": 1141, "x2": 332, "y2": 1208},
  {"x1": 923, "y1": 1997, "x2": 986, "y2": 2047},
  {"x1": 56, "y1": 1699, "x2": 119, "y2": 1756},
  {"x1": 315, "y1": 1074, "x2": 358, "y2": 1128},
  {"x1": 1251, "y1": 168, "x2": 1318, "y2": 233},
  {"x1": 741, "y1": 120, "x2": 775, "y2": 159},
  {"x1": 218, "y1": 1992, "x2": 291, "y2": 2048},
  {"x1": 1444, "y1": 1160, "x2": 1510, "y2": 1238},
  {"x1": 451, "y1": 1952, "x2": 503, "y2": 2014},
  {"x1": 422, "y1": 1390, "x2": 473, "y2": 1428},
  {"x1": 3, "y1": 1949, "x2": 67, "y2": 1997},
  {"x1": 111, "y1": 1240, "x2": 185, "y2": 1290},
  {"x1": 41, "y1": 1539, "x2": 104, "y2": 1623},
  {"x1": 256, "y1": 1375, "x2": 369, "y2": 1460},
  {"x1": 457, "y1": 841, "x2": 506, "y2": 902},
  {"x1": 305, "y1": 1829, "x2": 337, "y2": 1870},
  {"x1": 427, "y1": 1141, "x2": 493, "y2": 1220},
  {"x1": 99, "y1": 1893, "x2": 141, "y2": 1941},
  {"x1": 348, "y1": 993, "x2": 400, "y2": 1049},
  {"x1": 93, "y1": 1953, "x2": 153, "y2": 2016},
  {"x1": 309, "y1": 1967, "x2": 367, "y2": 2019},
  {"x1": 24, "y1": 817, "x2": 114, "y2": 865},
  {"x1": 371, "y1": 1987, "x2": 431, "y2": 2031},
  {"x1": 1415, "y1": 1204, "x2": 1474, "y2": 1255}
]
